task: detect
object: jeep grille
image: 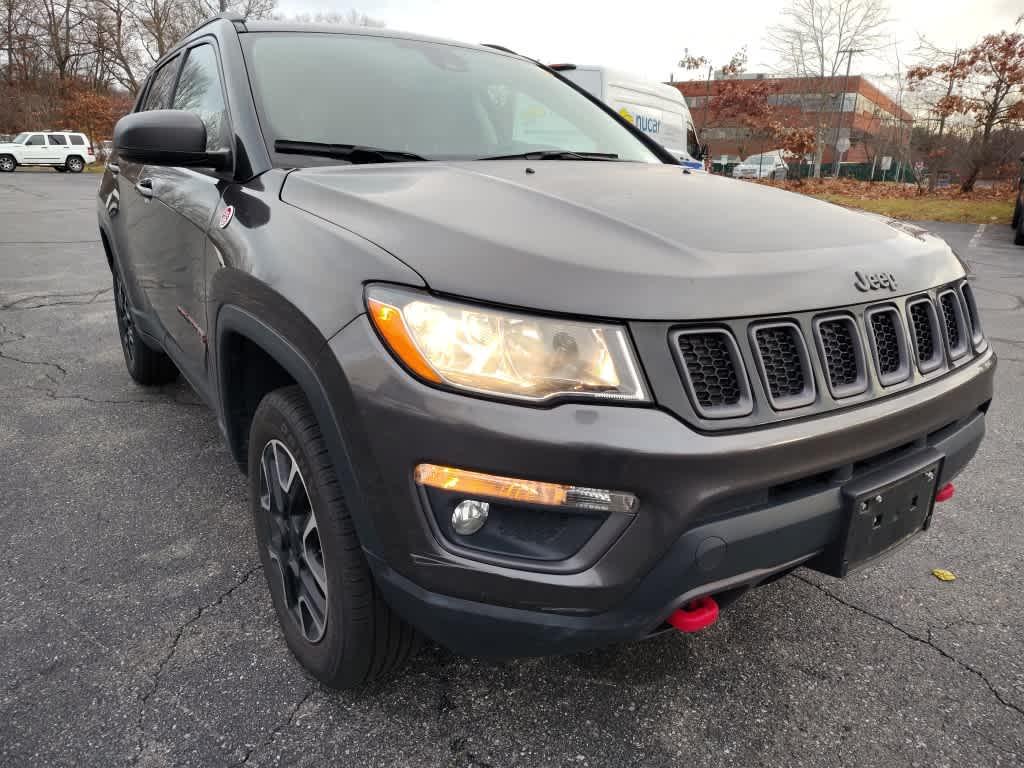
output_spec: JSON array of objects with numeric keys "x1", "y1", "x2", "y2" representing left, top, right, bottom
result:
[
  {"x1": 866, "y1": 307, "x2": 909, "y2": 386},
  {"x1": 816, "y1": 316, "x2": 865, "y2": 396},
  {"x1": 666, "y1": 280, "x2": 985, "y2": 428},
  {"x1": 939, "y1": 290, "x2": 969, "y2": 360},
  {"x1": 752, "y1": 323, "x2": 816, "y2": 409},
  {"x1": 908, "y1": 298, "x2": 942, "y2": 372},
  {"x1": 672, "y1": 330, "x2": 751, "y2": 418}
]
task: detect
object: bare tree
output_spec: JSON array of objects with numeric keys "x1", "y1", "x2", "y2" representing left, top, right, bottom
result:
[
  {"x1": 278, "y1": 9, "x2": 386, "y2": 27},
  {"x1": 766, "y1": 0, "x2": 890, "y2": 176},
  {"x1": 908, "y1": 27, "x2": 1024, "y2": 191}
]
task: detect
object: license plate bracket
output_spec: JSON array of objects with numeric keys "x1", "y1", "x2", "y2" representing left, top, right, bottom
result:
[{"x1": 835, "y1": 461, "x2": 942, "y2": 577}]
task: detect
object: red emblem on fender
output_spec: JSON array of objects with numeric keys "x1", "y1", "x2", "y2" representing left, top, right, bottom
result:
[{"x1": 219, "y1": 205, "x2": 235, "y2": 228}]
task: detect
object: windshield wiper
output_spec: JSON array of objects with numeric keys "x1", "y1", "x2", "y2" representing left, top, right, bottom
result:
[
  {"x1": 274, "y1": 140, "x2": 429, "y2": 164},
  {"x1": 479, "y1": 150, "x2": 619, "y2": 161}
]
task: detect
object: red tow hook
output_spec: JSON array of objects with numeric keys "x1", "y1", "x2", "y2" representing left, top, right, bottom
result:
[
  {"x1": 935, "y1": 483, "x2": 955, "y2": 503},
  {"x1": 667, "y1": 595, "x2": 719, "y2": 633}
]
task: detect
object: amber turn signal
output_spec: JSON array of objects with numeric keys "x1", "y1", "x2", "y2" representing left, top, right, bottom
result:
[
  {"x1": 414, "y1": 463, "x2": 637, "y2": 514},
  {"x1": 367, "y1": 298, "x2": 442, "y2": 383}
]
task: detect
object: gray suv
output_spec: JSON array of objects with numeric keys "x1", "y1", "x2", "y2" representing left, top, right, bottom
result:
[{"x1": 98, "y1": 14, "x2": 995, "y2": 688}]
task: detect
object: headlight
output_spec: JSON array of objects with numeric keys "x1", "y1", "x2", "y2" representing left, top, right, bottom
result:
[{"x1": 366, "y1": 286, "x2": 648, "y2": 403}]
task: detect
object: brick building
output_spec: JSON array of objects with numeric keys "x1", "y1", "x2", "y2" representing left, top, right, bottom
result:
[{"x1": 671, "y1": 74, "x2": 913, "y2": 171}]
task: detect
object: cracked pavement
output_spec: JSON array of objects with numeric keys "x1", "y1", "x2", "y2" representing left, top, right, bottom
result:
[{"x1": 1, "y1": 174, "x2": 1022, "y2": 768}]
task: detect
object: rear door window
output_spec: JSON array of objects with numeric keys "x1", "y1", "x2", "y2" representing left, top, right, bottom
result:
[
  {"x1": 47, "y1": 134, "x2": 68, "y2": 145},
  {"x1": 143, "y1": 56, "x2": 180, "y2": 111}
]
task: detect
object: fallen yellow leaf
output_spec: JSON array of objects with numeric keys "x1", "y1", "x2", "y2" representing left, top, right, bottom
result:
[{"x1": 932, "y1": 568, "x2": 957, "y2": 582}]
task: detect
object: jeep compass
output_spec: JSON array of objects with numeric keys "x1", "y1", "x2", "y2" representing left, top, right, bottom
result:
[{"x1": 98, "y1": 14, "x2": 996, "y2": 688}]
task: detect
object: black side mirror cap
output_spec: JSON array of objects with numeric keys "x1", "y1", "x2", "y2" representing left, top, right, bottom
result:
[{"x1": 114, "y1": 110, "x2": 230, "y2": 170}]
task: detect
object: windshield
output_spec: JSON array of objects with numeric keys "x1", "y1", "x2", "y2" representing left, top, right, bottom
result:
[
  {"x1": 241, "y1": 33, "x2": 661, "y2": 164},
  {"x1": 13, "y1": 133, "x2": 28, "y2": 144},
  {"x1": 743, "y1": 154, "x2": 779, "y2": 165}
]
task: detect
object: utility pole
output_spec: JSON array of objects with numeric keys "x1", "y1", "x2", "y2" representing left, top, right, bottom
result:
[
  {"x1": 703, "y1": 64, "x2": 712, "y2": 130},
  {"x1": 832, "y1": 47, "x2": 863, "y2": 178}
]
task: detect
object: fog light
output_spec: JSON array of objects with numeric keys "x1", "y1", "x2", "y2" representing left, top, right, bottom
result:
[
  {"x1": 414, "y1": 464, "x2": 637, "y2": 513},
  {"x1": 452, "y1": 499, "x2": 489, "y2": 535}
]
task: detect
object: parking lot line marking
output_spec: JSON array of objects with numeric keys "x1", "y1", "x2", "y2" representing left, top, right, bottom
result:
[{"x1": 968, "y1": 224, "x2": 987, "y2": 249}]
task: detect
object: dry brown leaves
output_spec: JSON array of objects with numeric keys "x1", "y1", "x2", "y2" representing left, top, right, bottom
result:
[{"x1": 758, "y1": 178, "x2": 1017, "y2": 201}]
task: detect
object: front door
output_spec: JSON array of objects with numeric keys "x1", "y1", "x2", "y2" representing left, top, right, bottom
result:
[
  {"x1": 109, "y1": 53, "x2": 182, "y2": 350},
  {"x1": 19, "y1": 134, "x2": 51, "y2": 164},
  {"x1": 133, "y1": 41, "x2": 232, "y2": 393}
]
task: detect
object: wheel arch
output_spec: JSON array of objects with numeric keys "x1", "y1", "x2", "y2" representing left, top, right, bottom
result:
[
  {"x1": 215, "y1": 304, "x2": 381, "y2": 553},
  {"x1": 99, "y1": 226, "x2": 115, "y2": 270}
]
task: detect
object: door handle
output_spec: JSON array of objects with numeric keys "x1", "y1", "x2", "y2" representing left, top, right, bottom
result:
[
  {"x1": 135, "y1": 178, "x2": 154, "y2": 198},
  {"x1": 107, "y1": 162, "x2": 120, "y2": 175}
]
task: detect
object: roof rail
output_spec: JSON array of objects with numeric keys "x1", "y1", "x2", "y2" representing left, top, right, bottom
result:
[
  {"x1": 481, "y1": 43, "x2": 520, "y2": 56},
  {"x1": 184, "y1": 11, "x2": 247, "y2": 40}
]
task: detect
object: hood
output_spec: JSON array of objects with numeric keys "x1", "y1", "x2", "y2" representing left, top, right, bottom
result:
[{"x1": 281, "y1": 161, "x2": 964, "y2": 320}]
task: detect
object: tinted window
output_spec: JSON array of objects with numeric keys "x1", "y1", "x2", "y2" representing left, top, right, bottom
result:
[
  {"x1": 143, "y1": 57, "x2": 180, "y2": 111},
  {"x1": 25, "y1": 134, "x2": 45, "y2": 146},
  {"x1": 242, "y1": 34, "x2": 659, "y2": 163},
  {"x1": 172, "y1": 44, "x2": 229, "y2": 152},
  {"x1": 47, "y1": 134, "x2": 68, "y2": 145},
  {"x1": 69, "y1": 135, "x2": 85, "y2": 145}
]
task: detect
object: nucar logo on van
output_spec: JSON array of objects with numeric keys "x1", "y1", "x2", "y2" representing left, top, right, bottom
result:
[
  {"x1": 854, "y1": 270, "x2": 899, "y2": 292},
  {"x1": 617, "y1": 106, "x2": 660, "y2": 135}
]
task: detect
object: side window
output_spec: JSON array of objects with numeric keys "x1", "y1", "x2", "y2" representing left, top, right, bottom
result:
[
  {"x1": 686, "y1": 126, "x2": 700, "y2": 157},
  {"x1": 69, "y1": 135, "x2": 85, "y2": 146},
  {"x1": 172, "y1": 44, "x2": 229, "y2": 152},
  {"x1": 47, "y1": 134, "x2": 68, "y2": 145},
  {"x1": 25, "y1": 134, "x2": 45, "y2": 146},
  {"x1": 143, "y1": 57, "x2": 180, "y2": 111}
]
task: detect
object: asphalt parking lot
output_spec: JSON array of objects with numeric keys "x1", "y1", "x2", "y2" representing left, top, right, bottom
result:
[{"x1": 1, "y1": 171, "x2": 1022, "y2": 768}]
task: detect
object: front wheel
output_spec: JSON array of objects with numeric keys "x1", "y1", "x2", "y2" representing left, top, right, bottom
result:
[
  {"x1": 66, "y1": 156, "x2": 85, "y2": 173},
  {"x1": 1013, "y1": 197, "x2": 1022, "y2": 230},
  {"x1": 0, "y1": 155, "x2": 15, "y2": 172},
  {"x1": 249, "y1": 386, "x2": 420, "y2": 688}
]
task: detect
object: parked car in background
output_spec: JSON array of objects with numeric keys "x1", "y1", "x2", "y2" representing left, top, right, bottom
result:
[
  {"x1": 0, "y1": 131, "x2": 96, "y2": 173},
  {"x1": 732, "y1": 150, "x2": 789, "y2": 180},
  {"x1": 554, "y1": 64, "x2": 703, "y2": 167}
]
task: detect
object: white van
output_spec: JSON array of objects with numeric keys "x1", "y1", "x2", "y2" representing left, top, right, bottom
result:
[{"x1": 555, "y1": 65, "x2": 703, "y2": 169}]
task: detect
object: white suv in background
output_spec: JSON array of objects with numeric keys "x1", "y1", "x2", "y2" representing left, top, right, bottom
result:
[
  {"x1": 0, "y1": 132, "x2": 97, "y2": 173},
  {"x1": 732, "y1": 150, "x2": 790, "y2": 180}
]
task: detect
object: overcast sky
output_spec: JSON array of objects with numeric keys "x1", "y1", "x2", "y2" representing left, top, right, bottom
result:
[{"x1": 275, "y1": 0, "x2": 1021, "y2": 84}]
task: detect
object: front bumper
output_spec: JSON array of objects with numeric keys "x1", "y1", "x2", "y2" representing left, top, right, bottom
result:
[{"x1": 326, "y1": 317, "x2": 995, "y2": 657}]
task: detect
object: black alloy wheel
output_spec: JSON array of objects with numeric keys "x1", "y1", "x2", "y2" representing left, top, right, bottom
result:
[{"x1": 259, "y1": 438, "x2": 329, "y2": 643}]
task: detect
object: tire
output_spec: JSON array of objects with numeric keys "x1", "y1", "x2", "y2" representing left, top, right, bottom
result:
[
  {"x1": 112, "y1": 267, "x2": 178, "y2": 385},
  {"x1": 66, "y1": 156, "x2": 85, "y2": 173},
  {"x1": 249, "y1": 386, "x2": 420, "y2": 688},
  {"x1": 1015, "y1": 219, "x2": 1024, "y2": 247},
  {"x1": 1013, "y1": 198, "x2": 1022, "y2": 230},
  {"x1": 0, "y1": 154, "x2": 15, "y2": 172}
]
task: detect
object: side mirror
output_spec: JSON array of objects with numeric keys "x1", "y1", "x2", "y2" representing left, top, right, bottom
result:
[{"x1": 114, "y1": 109, "x2": 230, "y2": 170}]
